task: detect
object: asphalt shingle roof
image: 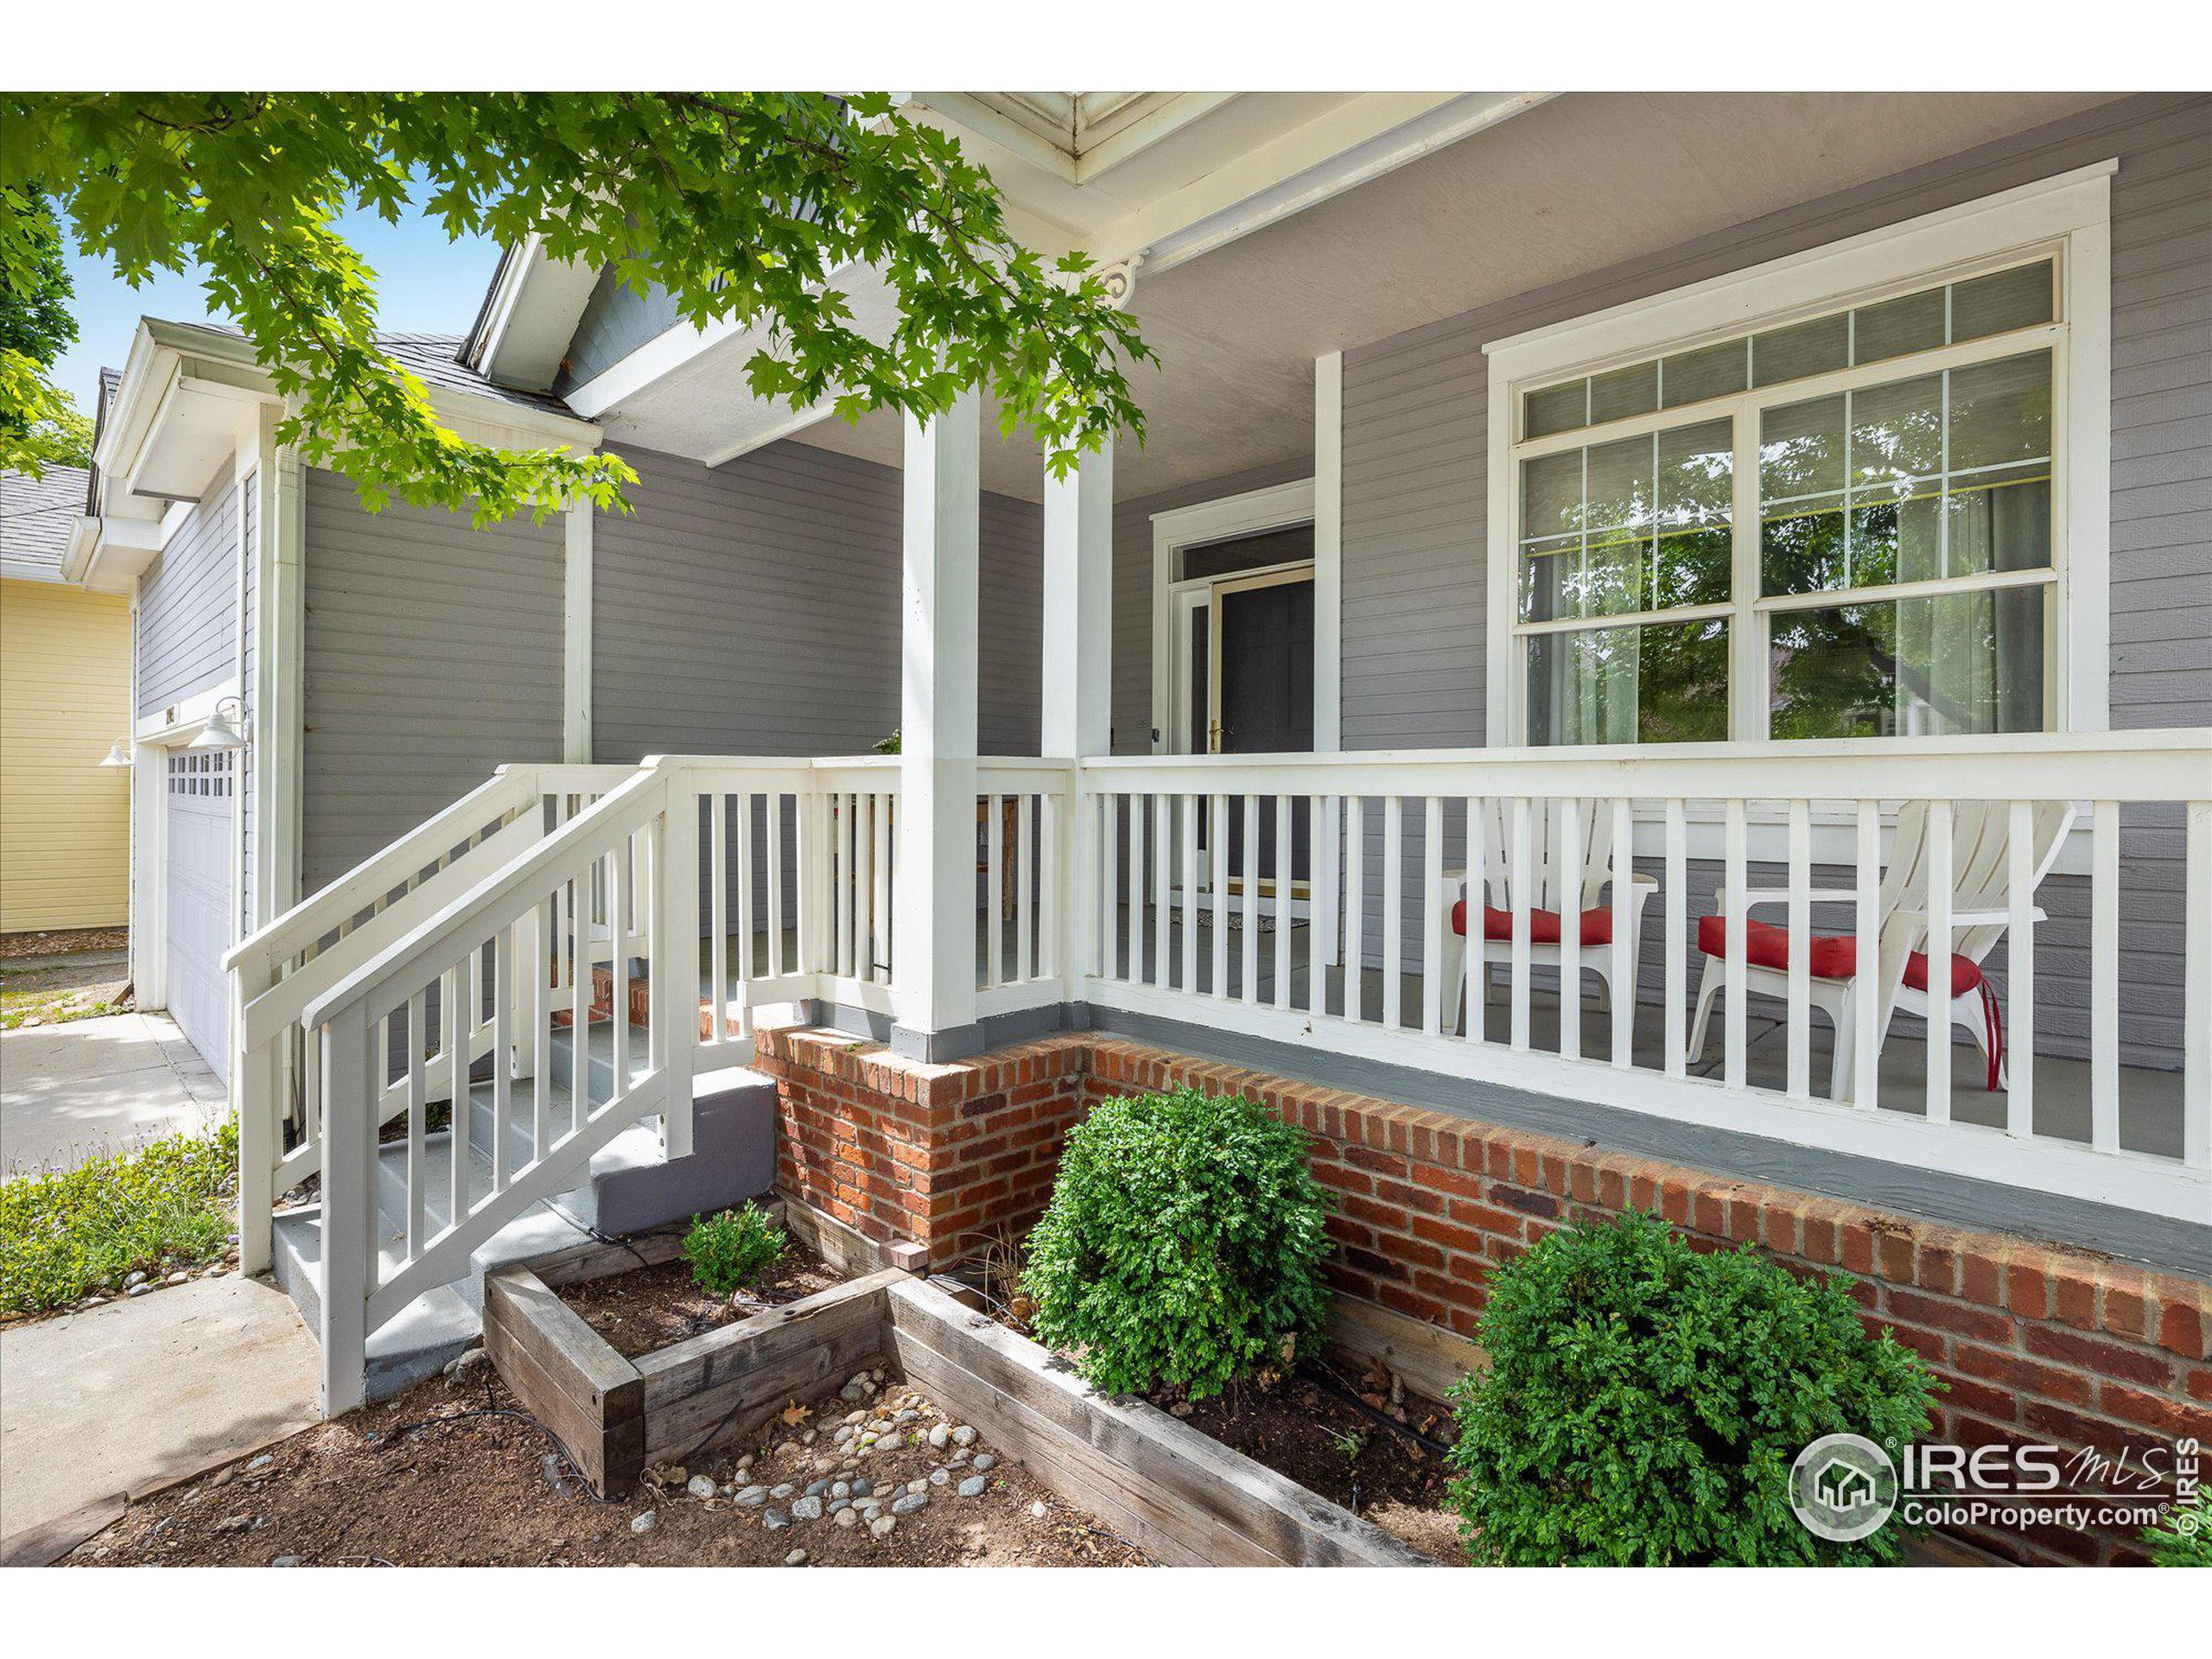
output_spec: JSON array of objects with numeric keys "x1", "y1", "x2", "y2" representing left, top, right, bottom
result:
[
  {"x1": 0, "y1": 466, "x2": 92, "y2": 579},
  {"x1": 155, "y1": 320, "x2": 571, "y2": 417}
]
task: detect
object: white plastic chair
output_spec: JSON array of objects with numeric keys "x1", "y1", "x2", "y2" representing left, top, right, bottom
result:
[
  {"x1": 1436, "y1": 798, "x2": 1657, "y2": 1037},
  {"x1": 1688, "y1": 800, "x2": 2076, "y2": 1101}
]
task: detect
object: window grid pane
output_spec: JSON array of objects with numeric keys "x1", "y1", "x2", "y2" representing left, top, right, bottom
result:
[
  {"x1": 1519, "y1": 257, "x2": 2055, "y2": 440},
  {"x1": 1761, "y1": 350, "x2": 2051, "y2": 597}
]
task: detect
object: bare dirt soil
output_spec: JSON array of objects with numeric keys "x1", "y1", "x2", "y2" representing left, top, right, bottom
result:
[
  {"x1": 556, "y1": 1245, "x2": 848, "y2": 1359},
  {"x1": 1, "y1": 927, "x2": 129, "y2": 960},
  {"x1": 1171, "y1": 1369, "x2": 1467, "y2": 1563},
  {"x1": 65, "y1": 1368, "x2": 1152, "y2": 1568}
]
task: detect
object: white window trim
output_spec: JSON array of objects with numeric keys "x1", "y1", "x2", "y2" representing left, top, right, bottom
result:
[
  {"x1": 1482, "y1": 160, "x2": 2113, "y2": 748},
  {"x1": 1148, "y1": 477, "x2": 1316, "y2": 753}
]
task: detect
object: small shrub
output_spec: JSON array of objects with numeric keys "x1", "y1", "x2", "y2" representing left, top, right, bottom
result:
[
  {"x1": 1445, "y1": 1210, "x2": 1940, "y2": 1566},
  {"x1": 0, "y1": 1116, "x2": 240, "y2": 1314},
  {"x1": 681, "y1": 1202, "x2": 785, "y2": 1295},
  {"x1": 1021, "y1": 1087, "x2": 1331, "y2": 1402},
  {"x1": 2144, "y1": 1491, "x2": 2211, "y2": 1567}
]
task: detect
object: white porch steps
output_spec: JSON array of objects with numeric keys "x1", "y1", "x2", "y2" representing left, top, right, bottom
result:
[{"x1": 270, "y1": 1039, "x2": 779, "y2": 1403}]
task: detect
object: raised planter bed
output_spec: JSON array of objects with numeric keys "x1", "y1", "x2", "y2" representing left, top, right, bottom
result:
[{"x1": 482, "y1": 1198, "x2": 1432, "y2": 1566}]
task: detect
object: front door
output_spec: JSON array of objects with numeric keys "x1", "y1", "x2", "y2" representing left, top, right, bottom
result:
[{"x1": 1212, "y1": 571, "x2": 1314, "y2": 888}]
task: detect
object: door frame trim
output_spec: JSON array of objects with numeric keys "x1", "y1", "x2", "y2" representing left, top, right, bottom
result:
[{"x1": 1149, "y1": 478, "x2": 1315, "y2": 755}]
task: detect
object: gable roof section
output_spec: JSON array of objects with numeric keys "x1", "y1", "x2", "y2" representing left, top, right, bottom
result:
[
  {"x1": 1, "y1": 466, "x2": 93, "y2": 582},
  {"x1": 375, "y1": 331, "x2": 574, "y2": 416}
]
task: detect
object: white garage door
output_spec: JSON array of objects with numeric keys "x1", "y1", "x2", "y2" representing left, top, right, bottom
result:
[{"x1": 165, "y1": 750, "x2": 234, "y2": 1084}]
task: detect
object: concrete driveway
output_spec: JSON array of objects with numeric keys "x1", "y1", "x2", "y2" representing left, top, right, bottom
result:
[
  {"x1": 0, "y1": 1276, "x2": 321, "y2": 1543},
  {"x1": 0, "y1": 1011, "x2": 226, "y2": 1173}
]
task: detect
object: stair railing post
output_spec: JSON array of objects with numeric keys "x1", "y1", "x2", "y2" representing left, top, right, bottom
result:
[
  {"x1": 317, "y1": 1001, "x2": 376, "y2": 1417},
  {"x1": 654, "y1": 764, "x2": 697, "y2": 1159},
  {"x1": 232, "y1": 942, "x2": 279, "y2": 1276}
]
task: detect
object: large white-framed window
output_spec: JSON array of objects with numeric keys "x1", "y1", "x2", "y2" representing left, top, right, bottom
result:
[{"x1": 1484, "y1": 162, "x2": 2113, "y2": 747}]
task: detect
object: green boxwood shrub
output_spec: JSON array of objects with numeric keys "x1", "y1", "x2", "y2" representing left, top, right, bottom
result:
[
  {"x1": 1022, "y1": 1088, "x2": 1331, "y2": 1401},
  {"x1": 1445, "y1": 1210, "x2": 1939, "y2": 1565},
  {"x1": 680, "y1": 1201, "x2": 785, "y2": 1295}
]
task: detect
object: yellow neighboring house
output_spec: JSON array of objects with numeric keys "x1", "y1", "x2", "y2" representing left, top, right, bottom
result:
[{"x1": 1, "y1": 465, "x2": 131, "y2": 934}]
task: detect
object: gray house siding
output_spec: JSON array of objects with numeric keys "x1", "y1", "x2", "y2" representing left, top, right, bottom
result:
[
  {"x1": 593, "y1": 438, "x2": 1043, "y2": 936},
  {"x1": 301, "y1": 468, "x2": 566, "y2": 897},
  {"x1": 556, "y1": 272, "x2": 682, "y2": 397},
  {"x1": 135, "y1": 464, "x2": 238, "y2": 718},
  {"x1": 593, "y1": 439, "x2": 1044, "y2": 764},
  {"x1": 1337, "y1": 92, "x2": 2212, "y2": 1071}
]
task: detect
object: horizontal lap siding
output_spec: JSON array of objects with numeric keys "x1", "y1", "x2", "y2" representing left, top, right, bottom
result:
[
  {"x1": 135, "y1": 467, "x2": 238, "y2": 718},
  {"x1": 1338, "y1": 93, "x2": 2211, "y2": 1070},
  {"x1": 593, "y1": 441, "x2": 1042, "y2": 762},
  {"x1": 556, "y1": 273, "x2": 680, "y2": 397},
  {"x1": 0, "y1": 580, "x2": 131, "y2": 930},
  {"x1": 302, "y1": 467, "x2": 565, "y2": 895},
  {"x1": 593, "y1": 440, "x2": 1043, "y2": 937}
]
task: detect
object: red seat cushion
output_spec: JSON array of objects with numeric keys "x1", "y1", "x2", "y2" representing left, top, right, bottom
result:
[
  {"x1": 1451, "y1": 899, "x2": 1615, "y2": 946},
  {"x1": 1694, "y1": 914, "x2": 1982, "y2": 998}
]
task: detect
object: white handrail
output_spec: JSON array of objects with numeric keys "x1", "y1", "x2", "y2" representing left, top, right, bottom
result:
[
  {"x1": 224, "y1": 768, "x2": 538, "y2": 978},
  {"x1": 302, "y1": 763, "x2": 671, "y2": 1034}
]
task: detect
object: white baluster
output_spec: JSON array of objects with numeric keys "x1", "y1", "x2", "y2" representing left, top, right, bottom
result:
[
  {"x1": 2006, "y1": 800, "x2": 2036, "y2": 1139},
  {"x1": 1154, "y1": 793, "x2": 1173, "y2": 991},
  {"x1": 405, "y1": 988, "x2": 427, "y2": 1256},
  {"x1": 1664, "y1": 799, "x2": 1686, "y2": 1077},
  {"x1": 1924, "y1": 799, "x2": 1953, "y2": 1127},
  {"x1": 1510, "y1": 798, "x2": 1533, "y2": 1052},
  {"x1": 1274, "y1": 793, "x2": 1294, "y2": 1012},
  {"x1": 2090, "y1": 800, "x2": 2120, "y2": 1153},
  {"x1": 1421, "y1": 798, "x2": 1444, "y2": 1036},
  {"x1": 1020, "y1": 792, "x2": 1038, "y2": 984},
  {"x1": 1465, "y1": 794, "x2": 1486, "y2": 1045},
  {"x1": 1210, "y1": 793, "x2": 1229, "y2": 999},
  {"x1": 1611, "y1": 797, "x2": 1633, "y2": 1069},
  {"x1": 1241, "y1": 794, "x2": 1261, "y2": 1004},
  {"x1": 1853, "y1": 803, "x2": 1880, "y2": 1109},
  {"x1": 1382, "y1": 796, "x2": 1402, "y2": 1031},
  {"x1": 1786, "y1": 799, "x2": 1811, "y2": 1100},
  {"x1": 1344, "y1": 797, "x2": 1364, "y2": 1025},
  {"x1": 2185, "y1": 800, "x2": 2210, "y2": 1170},
  {"x1": 1559, "y1": 798, "x2": 1580, "y2": 1062},
  {"x1": 1723, "y1": 799, "x2": 1746, "y2": 1090}
]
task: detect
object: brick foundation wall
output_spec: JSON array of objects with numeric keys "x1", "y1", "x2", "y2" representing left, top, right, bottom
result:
[{"x1": 755, "y1": 1027, "x2": 2212, "y2": 1566}]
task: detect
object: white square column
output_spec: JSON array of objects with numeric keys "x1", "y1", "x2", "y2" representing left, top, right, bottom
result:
[
  {"x1": 1041, "y1": 438, "x2": 1112, "y2": 992},
  {"x1": 891, "y1": 391, "x2": 982, "y2": 1058},
  {"x1": 1040, "y1": 437, "x2": 1113, "y2": 759}
]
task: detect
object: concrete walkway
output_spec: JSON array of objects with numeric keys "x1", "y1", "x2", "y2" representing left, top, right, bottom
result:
[
  {"x1": 0, "y1": 1011, "x2": 225, "y2": 1173},
  {"x1": 0, "y1": 1275, "x2": 321, "y2": 1541}
]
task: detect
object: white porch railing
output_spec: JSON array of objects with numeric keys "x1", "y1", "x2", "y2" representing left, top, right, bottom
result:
[
  {"x1": 226, "y1": 763, "x2": 637, "y2": 1274},
  {"x1": 1067, "y1": 732, "x2": 2212, "y2": 1228},
  {"x1": 232, "y1": 732, "x2": 2210, "y2": 1414}
]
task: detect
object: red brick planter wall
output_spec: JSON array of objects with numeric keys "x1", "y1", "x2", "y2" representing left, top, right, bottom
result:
[{"x1": 754, "y1": 1027, "x2": 2212, "y2": 1566}]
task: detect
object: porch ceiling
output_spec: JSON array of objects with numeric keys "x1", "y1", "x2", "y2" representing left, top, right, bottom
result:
[{"x1": 791, "y1": 91, "x2": 2123, "y2": 504}]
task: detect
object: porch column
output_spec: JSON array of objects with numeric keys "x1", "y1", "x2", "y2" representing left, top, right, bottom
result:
[
  {"x1": 1040, "y1": 437, "x2": 1112, "y2": 758},
  {"x1": 891, "y1": 391, "x2": 982, "y2": 1059},
  {"x1": 1041, "y1": 438, "x2": 1113, "y2": 993}
]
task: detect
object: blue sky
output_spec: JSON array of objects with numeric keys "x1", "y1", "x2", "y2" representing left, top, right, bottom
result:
[{"x1": 52, "y1": 201, "x2": 502, "y2": 413}]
